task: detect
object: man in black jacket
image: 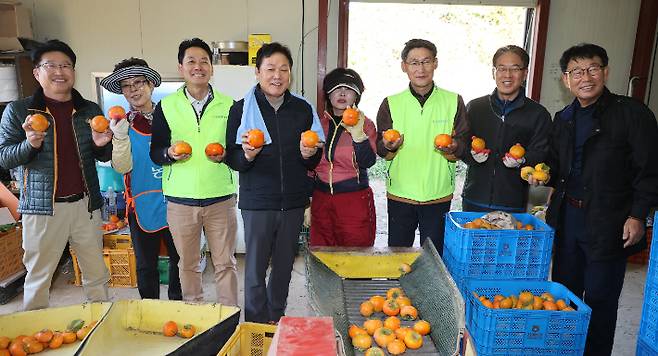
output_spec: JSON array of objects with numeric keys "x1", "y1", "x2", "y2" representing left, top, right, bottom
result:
[
  {"x1": 531, "y1": 43, "x2": 658, "y2": 355},
  {"x1": 462, "y1": 45, "x2": 551, "y2": 212}
]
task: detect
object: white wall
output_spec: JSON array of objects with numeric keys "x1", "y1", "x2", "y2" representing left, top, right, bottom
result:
[
  {"x1": 539, "y1": 0, "x2": 641, "y2": 115},
  {"x1": 25, "y1": 0, "x2": 320, "y2": 103}
]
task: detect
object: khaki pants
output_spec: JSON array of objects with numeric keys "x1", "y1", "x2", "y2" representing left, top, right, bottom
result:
[
  {"x1": 167, "y1": 197, "x2": 238, "y2": 306},
  {"x1": 22, "y1": 197, "x2": 109, "y2": 310}
]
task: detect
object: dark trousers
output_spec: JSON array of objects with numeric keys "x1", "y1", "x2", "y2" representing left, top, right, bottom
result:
[
  {"x1": 551, "y1": 203, "x2": 626, "y2": 356},
  {"x1": 129, "y1": 212, "x2": 182, "y2": 300},
  {"x1": 242, "y1": 208, "x2": 304, "y2": 323},
  {"x1": 387, "y1": 199, "x2": 451, "y2": 254}
]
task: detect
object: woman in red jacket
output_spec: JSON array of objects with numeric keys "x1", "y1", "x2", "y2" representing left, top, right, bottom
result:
[{"x1": 310, "y1": 68, "x2": 377, "y2": 246}]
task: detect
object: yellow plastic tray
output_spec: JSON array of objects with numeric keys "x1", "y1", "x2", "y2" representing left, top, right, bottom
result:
[
  {"x1": 77, "y1": 299, "x2": 240, "y2": 356},
  {"x1": 311, "y1": 246, "x2": 420, "y2": 278},
  {"x1": 217, "y1": 322, "x2": 277, "y2": 356},
  {"x1": 0, "y1": 302, "x2": 112, "y2": 355}
]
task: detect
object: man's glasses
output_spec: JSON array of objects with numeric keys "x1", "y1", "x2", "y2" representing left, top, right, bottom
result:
[
  {"x1": 494, "y1": 66, "x2": 525, "y2": 75},
  {"x1": 564, "y1": 64, "x2": 605, "y2": 80},
  {"x1": 120, "y1": 79, "x2": 149, "y2": 92},
  {"x1": 405, "y1": 58, "x2": 435, "y2": 68},
  {"x1": 37, "y1": 62, "x2": 74, "y2": 72}
]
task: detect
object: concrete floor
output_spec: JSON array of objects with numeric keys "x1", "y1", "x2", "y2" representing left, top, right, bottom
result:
[{"x1": 0, "y1": 178, "x2": 649, "y2": 355}]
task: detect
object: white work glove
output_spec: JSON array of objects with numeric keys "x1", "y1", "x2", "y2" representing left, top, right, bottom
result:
[
  {"x1": 502, "y1": 153, "x2": 525, "y2": 168},
  {"x1": 341, "y1": 110, "x2": 368, "y2": 143},
  {"x1": 471, "y1": 149, "x2": 489, "y2": 163},
  {"x1": 109, "y1": 118, "x2": 130, "y2": 141}
]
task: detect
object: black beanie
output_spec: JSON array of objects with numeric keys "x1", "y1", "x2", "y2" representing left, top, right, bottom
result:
[{"x1": 322, "y1": 68, "x2": 365, "y2": 104}]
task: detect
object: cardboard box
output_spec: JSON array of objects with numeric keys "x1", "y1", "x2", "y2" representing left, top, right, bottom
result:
[
  {"x1": 248, "y1": 33, "x2": 271, "y2": 66},
  {"x1": 0, "y1": 2, "x2": 33, "y2": 51}
]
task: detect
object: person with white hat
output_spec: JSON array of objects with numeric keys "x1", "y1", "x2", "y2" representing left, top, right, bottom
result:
[{"x1": 100, "y1": 58, "x2": 182, "y2": 300}]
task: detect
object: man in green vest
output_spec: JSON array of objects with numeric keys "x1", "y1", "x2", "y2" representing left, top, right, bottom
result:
[
  {"x1": 376, "y1": 38, "x2": 468, "y2": 254},
  {"x1": 150, "y1": 38, "x2": 238, "y2": 306}
]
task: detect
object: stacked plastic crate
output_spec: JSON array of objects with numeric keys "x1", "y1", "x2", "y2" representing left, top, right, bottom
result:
[
  {"x1": 443, "y1": 211, "x2": 592, "y2": 355},
  {"x1": 637, "y1": 212, "x2": 658, "y2": 355}
]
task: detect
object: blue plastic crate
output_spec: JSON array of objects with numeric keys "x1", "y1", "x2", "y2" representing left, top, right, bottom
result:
[
  {"x1": 639, "y1": 216, "x2": 658, "y2": 350},
  {"x1": 465, "y1": 280, "x2": 591, "y2": 356},
  {"x1": 443, "y1": 212, "x2": 554, "y2": 296},
  {"x1": 637, "y1": 337, "x2": 658, "y2": 356}
]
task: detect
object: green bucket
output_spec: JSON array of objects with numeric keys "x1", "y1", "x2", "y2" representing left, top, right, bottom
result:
[{"x1": 158, "y1": 256, "x2": 169, "y2": 285}]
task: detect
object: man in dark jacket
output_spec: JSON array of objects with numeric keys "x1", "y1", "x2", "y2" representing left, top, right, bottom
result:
[
  {"x1": 225, "y1": 43, "x2": 322, "y2": 323},
  {"x1": 0, "y1": 40, "x2": 112, "y2": 310},
  {"x1": 462, "y1": 45, "x2": 551, "y2": 212},
  {"x1": 532, "y1": 43, "x2": 658, "y2": 355}
]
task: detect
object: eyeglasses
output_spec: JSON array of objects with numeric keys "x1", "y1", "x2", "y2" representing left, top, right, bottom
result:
[
  {"x1": 564, "y1": 64, "x2": 605, "y2": 80},
  {"x1": 494, "y1": 66, "x2": 525, "y2": 75},
  {"x1": 37, "y1": 62, "x2": 74, "y2": 72},
  {"x1": 120, "y1": 79, "x2": 149, "y2": 92},
  {"x1": 405, "y1": 58, "x2": 434, "y2": 68}
]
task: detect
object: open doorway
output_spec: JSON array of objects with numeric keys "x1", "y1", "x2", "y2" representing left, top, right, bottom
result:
[{"x1": 347, "y1": 3, "x2": 530, "y2": 118}]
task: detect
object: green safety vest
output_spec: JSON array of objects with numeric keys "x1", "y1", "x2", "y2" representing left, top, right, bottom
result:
[
  {"x1": 386, "y1": 86, "x2": 458, "y2": 201},
  {"x1": 160, "y1": 87, "x2": 236, "y2": 199}
]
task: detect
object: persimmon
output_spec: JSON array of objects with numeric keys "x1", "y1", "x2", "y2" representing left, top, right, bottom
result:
[
  {"x1": 108, "y1": 105, "x2": 127, "y2": 120},
  {"x1": 0, "y1": 336, "x2": 9, "y2": 349},
  {"x1": 499, "y1": 297, "x2": 513, "y2": 309},
  {"x1": 534, "y1": 162, "x2": 550, "y2": 173},
  {"x1": 508, "y1": 143, "x2": 525, "y2": 159},
  {"x1": 24, "y1": 339, "x2": 43, "y2": 354},
  {"x1": 163, "y1": 321, "x2": 178, "y2": 337},
  {"x1": 532, "y1": 296, "x2": 545, "y2": 310},
  {"x1": 532, "y1": 170, "x2": 549, "y2": 182},
  {"x1": 383, "y1": 316, "x2": 401, "y2": 331},
  {"x1": 540, "y1": 292, "x2": 555, "y2": 302},
  {"x1": 520, "y1": 166, "x2": 535, "y2": 181},
  {"x1": 395, "y1": 296, "x2": 411, "y2": 308},
  {"x1": 562, "y1": 306, "x2": 576, "y2": 311},
  {"x1": 400, "y1": 305, "x2": 418, "y2": 320},
  {"x1": 413, "y1": 320, "x2": 431, "y2": 336},
  {"x1": 382, "y1": 129, "x2": 400, "y2": 142},
  {"x1": 0, "y1": 349, "x2": 9, "y2": 356},
  {"x1": 387, "y1": 339, "x2": 406, "y2": 355},
  {"x1": 556, "y1": 299, "x2": 568, "y2": 311},
  {"x1": 173, "y1": 141, "x2": 192, "y2": 155},
  {"x1": 360, "y1": 301, "x2": 375, "y2": 317},
  {"x1": 471, "y1": 136, "x2": 486, "y2": 152},
  {"x1": 363, "y1": 319, "x2": 383, "y2": 336},
  {"x1": 348, "y1": 325, "x2": 367, "y2": 338},
  {"x1": 481, "y1": 298, "x2": 494, "y2": 308},
  {"x1": 205, "y1": 143, "x2": 224, "y2": 156},
  {"x1": 351, "y1": 333, "x2": 372, "y2": 350},
  {"x1": 386, "y1": 287, "x2": 404, "y2": 300},
  {"x1": 116, "y1": 221, "x2": 126, "y2": 229},
  {"x1": 398, "y1": 263, "x2": 411, "y2": 275},
  {"x1": 434, "y1": 133, "x2": 452, "y2": 148},
  {"x1": 394, "y1": 327, "x2": 412, "y2": 341},
  {"x1": 543, "y1": 300, "x2": 558, "y2": 311},
  {"x1": 382, "y1": 299, "x2": 400, "y2": 316},
  {"x1": 342, "y1": 107, "x2": 359, "y2": 126},
  {"x1": 364, "y1": 347, "x2": 385, "y2": 356},
  {"x1": 28, "y1": 114, "x2": 49, "y2": 132},
  {"x1": 247, "y1": 129, "x2": 265, "y2": 148},
  {"x1": 76, "y1": 325, "x2": 91, "y2": 340},
  {"x1": 61, "y1": 332, "x2": 77, "y2": 344},
  {"x1": 403, "y1": 330, "x2": 423, "y2": 350},
  {"x1": 301, "y1": 130, "x2": 319, "y2": 148},
  {"x1": 519, "y1": 291, "x2": 534, "y2": 306},
  {"x1": 369, "y1": 295, "x2": 385, "y2": 312},
  {"x1": 373, "y1": 327, "x2": 395, "y2": 348},
  {"x1": 109, "y1": 214, "x2": 120, "y2": 223},
  {"x1": 34, "y1": 329, "x2": 53, "y2": 343},
  {"x1": 8, "y1": 342, "x2": 27, "y2": 356},
  {"x1": 48, "y1": 333, "x2": 63, "y2": 349},
  {"x1": 179, "y1": 324, "x2": 195, "y2": 338},
  {"x1": 90, "y1": 115, "x2": 110, "y2": 132}
]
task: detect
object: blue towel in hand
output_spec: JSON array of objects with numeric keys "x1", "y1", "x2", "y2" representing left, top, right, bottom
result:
[{"x1": 235, "y1": 85, "x2": 326, "y2": 145}]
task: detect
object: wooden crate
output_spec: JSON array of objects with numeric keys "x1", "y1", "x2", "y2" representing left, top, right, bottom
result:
[
  {"x1": 0, "y1": 225, "x2": 24, "y2": 281},
  {"x1": 71, "y1": 248, "x2": 137, "y2": 288}
]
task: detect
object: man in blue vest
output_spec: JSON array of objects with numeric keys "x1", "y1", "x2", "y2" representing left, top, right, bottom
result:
[{"x1": 376, "y1": 39, "x2": 468, "y2": 254}]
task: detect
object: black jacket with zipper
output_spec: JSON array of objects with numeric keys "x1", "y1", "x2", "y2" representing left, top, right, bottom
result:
[
  {"x1": 545, "y1": 88, "x2": 658, "y2": 261},
  {"x1": 462, "y1": 89, "x2": 551, "y2": 210},
  {"x1": 224, "y1": 86, "x2": 322, "y2": 210},
  {"x1": 0, "y1": 87, "x2": 110, "y2": 215}
]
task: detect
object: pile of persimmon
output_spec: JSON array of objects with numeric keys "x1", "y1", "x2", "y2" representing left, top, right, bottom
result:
[
  {"x1": 350, "y1": 287, "x2": 432, "y2": 354},
  {"x1": 462, "y1": 217, "x2": 534, "y2": 231},
  {"x1": 100, "y1": 214, "x2": 127, "y2": 232},
  {"x1": 474, "y1": 290, "x2": 575, "y2": 311},
  {"x1": 162, "y1": 321, "x2": 196, "y2": 339},
  {"x1": 520, "y1": 163, "x2": 550, "y2": 183},
  {"x1": 1, "y1": 319, "x2": 97, "y2": 355}
]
